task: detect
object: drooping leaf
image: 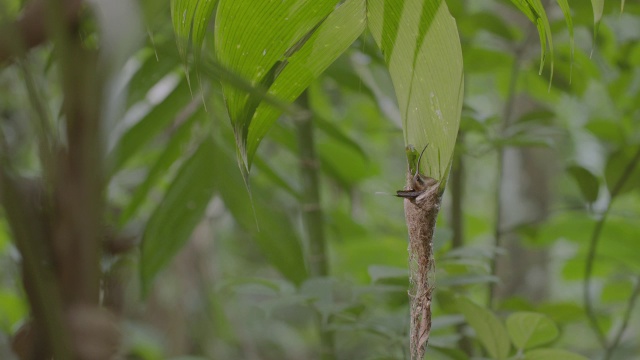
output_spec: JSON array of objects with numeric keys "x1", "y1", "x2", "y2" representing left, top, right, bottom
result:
[
  {"x1": 507, "y1": 0, "x2": 554, "y2": 82},
  {"x1": 506, "y1": 312, "x2": 559, "y2": 350},
  {"x1": 118, "y1": 108, "x2": 205, "y2": 226},
  {"x1": 524, "y1": 348, "x2": 589, "y2": 360},
  {"x1": 211, "y1": 136, "x2": 308, "y2": 285},
  {"x1": 140, "y1": 137, "x2": 217, "y2": 295},
  {"x1": 591, "y1": 0, "x2": 605, "y2": 42},
  {"x1": 367, "y1": 0, "x2": 464, "y2": 187},
  {"x1": 170, "y1": 0, "x2": 218, "y2": 86},
  {"x1": 109, "y1": 78, "x2": 194, "y2": 175},
  {"x1": 215, "y1": 0, "x2": 366, "y2": 173},
  {"x1": 126, "y1": 50, "x2": 181, "y2": 107},
  {"x1": 567, "y1": 165, "x2": 600, "y2": 203},
  {"x1": 456, "y1": 296, "x2": 511, "y2": 360}
]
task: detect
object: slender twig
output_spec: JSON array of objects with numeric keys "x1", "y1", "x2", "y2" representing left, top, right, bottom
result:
[
  {"x1": 584, "y1": 145, "x2": 640, "y2": 353},
  {"x1": 294, "y1": 91, "x2": 333, "y2": 359},
  {"x1": 583, "y1": 215, "x2": 610, "y2": 347}
]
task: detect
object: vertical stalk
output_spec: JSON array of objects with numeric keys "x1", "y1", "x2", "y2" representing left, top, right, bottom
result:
[
  {"x1": 294, "y1": 91, "x2": 333, "y2": 358},
  {"x1": 584, "y1": 145, "x2": 640, "y2": 358},
  {"x1": 451, "y1": 133, "x2": 464, "y2": 250},
  {"x1": 488, "y1": 54, "x2": 519, "y2": 310},
  {"x1": 450, "y1": 133, "x2": 473, "y2": 355},
  {"x1": 487, "y1": 27, "x2": 534, "y2": 309}
]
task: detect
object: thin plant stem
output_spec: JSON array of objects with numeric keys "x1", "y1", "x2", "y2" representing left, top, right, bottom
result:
[
  {"x1": 294, "y1": 91, "x2": 333, "y2": 359},
  {"x1": 584, "y1": 145, "x2": 640, "y2": 355},
  {"x1": 488, "y1": 27, "x2": 534, "y2": 308},
  {"x1": 450, "y1": 132, "x2": 473, "y2": 355},
  {"x1": 605, "y1": 275, "x2": 640, "y2": 360}
]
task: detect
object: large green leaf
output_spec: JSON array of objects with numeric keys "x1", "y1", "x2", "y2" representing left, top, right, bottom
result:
[
  {"x1": 457, "y1": 296, "x2": 511, "y2": 360},
  {"x1": 506, "y1": 312, "x2": 559, "y2": 350},
  {"x1": 367, "y1": 0, "x2": 463, "y2": 185},
  {"x1": 140, "y1": 137, "x2": 217, "y2": 295},
  {"x1": 215, "y1": 0, "x2": 366, "y2": 172}
]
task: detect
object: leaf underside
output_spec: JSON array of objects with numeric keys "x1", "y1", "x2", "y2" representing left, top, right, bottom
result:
[{"x1": 215, "y1": 0, "x2": 366, "y2": 176}]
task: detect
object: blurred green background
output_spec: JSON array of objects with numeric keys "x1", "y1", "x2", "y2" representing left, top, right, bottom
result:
[{"x1": 0, "y1": 0, "x2": 639, "y2": 359}]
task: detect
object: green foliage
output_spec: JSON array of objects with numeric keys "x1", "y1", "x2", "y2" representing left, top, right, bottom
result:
[
  {"x1": 457, "y1": 297, "x2": 586, "y2": 359},
  {"x1": 457, "y1": 297, "x2": 511, "y2": 360},
  {"x1": 1, "y1": 0, "x2": 640, "y2": 359},
  {"x1": 506, "y1": 312, "x2": 558, "y2": 350},
  {"x1": 215, "y1": 0, "x2": 366, "y2": 173},
  {"x1": 368, "y1": 0, "x2": 463, "y2": 183},
  {"x1": 141, "y1": 137, "x2": 217, "y2": 294}
]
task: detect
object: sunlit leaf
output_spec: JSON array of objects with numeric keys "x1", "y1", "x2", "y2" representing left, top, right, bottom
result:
[
  {"x1": 140, "y1": 138, "x2": 217, "y2": 295},
  {"x1": 215, "y1": 0, "x2": 366, "y2": 174},
  {"x1": 506, "y1": 312, "x2": 559, "y2": 350},
  {"x1": 457, "y1": 296, "x2": 510, "y2": 360},
  {"x1": 368, "y1": 0, "x2": 463, "y2": 186}
]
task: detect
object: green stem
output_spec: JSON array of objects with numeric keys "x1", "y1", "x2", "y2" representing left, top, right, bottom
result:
[
  {"x1": 294, "y1": 91, "x2": 333, "y2": 359},
  {"x1": 450, "y1": 133, "x2": 473, "y2": 356},
  {"x1": 604, "y1": 276, "x2": 640, "y2": 360},
  {"x1": 584, "y1": 145, "x2": 640, "y2": 355},
  {"x1": 488, "y1": 26, "x2": 536, "y2": 309}
]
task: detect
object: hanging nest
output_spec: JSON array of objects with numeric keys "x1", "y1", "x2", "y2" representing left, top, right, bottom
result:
[{"x1": 398, "y1": 168, "x2": 441, "y2": 360}]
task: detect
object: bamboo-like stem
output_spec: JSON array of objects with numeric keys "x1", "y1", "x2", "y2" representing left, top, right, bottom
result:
[
  {"x1": 294, "y1": 91, "x2": 333, "y2": 359},
  {"x1": 584, "y1": 145, "x2": 640, "y2": 356}
]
